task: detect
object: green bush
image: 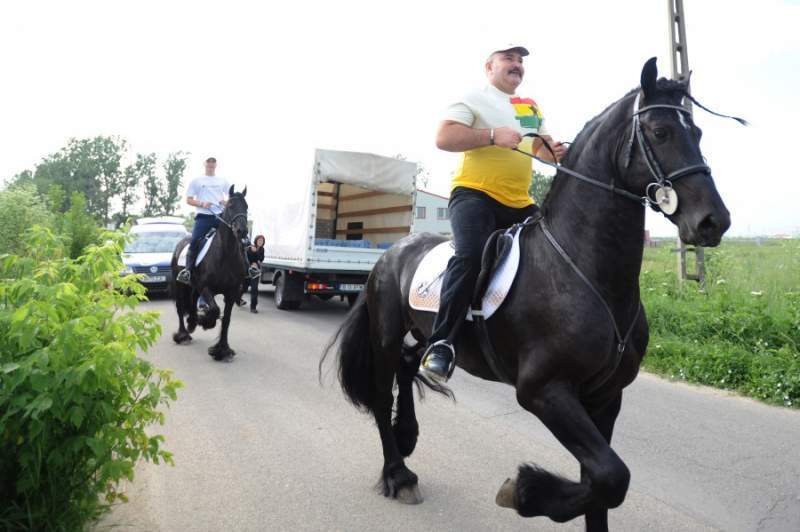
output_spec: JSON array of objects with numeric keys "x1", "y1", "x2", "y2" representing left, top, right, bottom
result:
[
  {"x1": 641, "y1": 240, "x2": 800, "y2": 407},
  {"x1": 61, "y1": 192, "x2": 102, "y2": 260},
  {"x1": 0, "y1": 226, "x2": 182, "y2": 530},
  {"x1": 0, "y1": 184, "x2": 53, "y2": 256}
]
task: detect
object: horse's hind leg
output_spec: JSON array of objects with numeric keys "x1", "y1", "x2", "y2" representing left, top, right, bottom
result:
[
  {"x1": 393, "y1": 343, "x2": 421, "y2": 457},
  {"x1": 497, "y1": 382, "x2": 629, "y2": 529},
  {"x1": 370, "y1": 300, "x2": 423, "y2": 504}
]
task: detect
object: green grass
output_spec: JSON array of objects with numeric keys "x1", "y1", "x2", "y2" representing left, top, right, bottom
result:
[{"x1": 640, "y1": 238, "x2": 800, "y2": 407}]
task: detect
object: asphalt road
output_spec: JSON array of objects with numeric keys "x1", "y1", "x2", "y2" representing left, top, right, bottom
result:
[{"x1": 102, "y1": 290, "x2": 800, "y2": 532}]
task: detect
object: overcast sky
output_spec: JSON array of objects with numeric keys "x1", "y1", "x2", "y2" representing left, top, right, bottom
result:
[{"x1": 1, "y1": 0, "x2": 798, "y2": 236}]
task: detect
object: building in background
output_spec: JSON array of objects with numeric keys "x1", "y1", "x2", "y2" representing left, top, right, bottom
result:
[{"x1": 414, "y1": 189, "x2": 451, "y2": 237}]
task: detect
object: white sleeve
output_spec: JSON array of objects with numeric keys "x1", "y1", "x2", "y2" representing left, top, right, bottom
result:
[
  {"x1": 443, "y1": 101, "x2": 475, "y2": 127},
  {"x1": 186, "y1": 178, "x2": 198, "y2": 198}
]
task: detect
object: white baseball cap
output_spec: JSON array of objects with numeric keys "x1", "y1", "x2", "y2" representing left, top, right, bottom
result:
[{"x1": 489, "y1": 43, "x2": 530, "y2": 58}]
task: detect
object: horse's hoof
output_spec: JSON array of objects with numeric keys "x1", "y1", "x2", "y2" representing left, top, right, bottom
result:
[
  {"x1": 172, "y1": 331, "x2": 192, "y2": 344},
  {"x1": 495, "y1": 478, "x2": 517, "y2": 509},
  {"x1": 209, "y1": 345, "x2": 235, "y2": 362},
  {"x1": 396, "y1": 484, "x2": 423, "y2": 505}
]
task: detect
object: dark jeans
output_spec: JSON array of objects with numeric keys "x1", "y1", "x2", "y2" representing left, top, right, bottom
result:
[
  {"x1": 188, "y1": 214, "x2": 219, "y2": 269},
  {"x1": 429, "y1": 187, "x2": 540, "y2": 344},
  {"x1": 242, "y1": 277, "x2": 259, "y2": 309}
]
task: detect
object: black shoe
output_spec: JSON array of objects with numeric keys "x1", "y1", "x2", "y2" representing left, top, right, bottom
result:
[
  {"x1": 250, "y1": 308, "x2": 258, "y2": 314},
  {"x1": 237, "y1": 299, "x2": 247, "y2": 307},
  {"x1": 419, "y1": 341, "x2": 455, "y2": 383}
]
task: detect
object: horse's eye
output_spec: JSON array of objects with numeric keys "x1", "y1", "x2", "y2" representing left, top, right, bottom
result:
[{"x1": 653, "y1": 127, "x2": 668, "y2": 140}]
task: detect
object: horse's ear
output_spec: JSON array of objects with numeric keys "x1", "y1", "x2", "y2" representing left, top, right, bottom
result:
[
  {"x1": 641, "y1": 57, "x2": 658, "y2": 99},
  {"x1": 242, "y1": 186, "x2": 247, "y2": 197},
  {"x1": 228, "y1": 184, "x2": 235, "y2": 196}
]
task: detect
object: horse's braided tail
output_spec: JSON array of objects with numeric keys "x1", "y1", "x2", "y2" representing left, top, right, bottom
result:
[{"x1": 320, "y1": 291, "x2": 375, "y2": 413}]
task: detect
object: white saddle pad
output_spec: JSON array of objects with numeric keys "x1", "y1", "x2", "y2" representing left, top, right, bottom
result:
[
  {"x1": 409, "y1": 229, "x2": 522, "y2": 321},
  {"x1": 177, "y1": 233, "x2": 215, "y2": 267}
]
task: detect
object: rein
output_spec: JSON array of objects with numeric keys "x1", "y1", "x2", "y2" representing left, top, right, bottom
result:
[{"x1": 214, "y1": 211, "x2": 248, "y2": 235}]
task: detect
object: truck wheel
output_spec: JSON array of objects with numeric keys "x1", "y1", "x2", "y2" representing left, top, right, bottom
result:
[{"x1": 274, "y1": 274, "x2": 302, "y2": 310}]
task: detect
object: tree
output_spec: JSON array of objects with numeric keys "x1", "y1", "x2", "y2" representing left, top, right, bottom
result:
[
  {"x1": 529, "y1": 170, "x2": 554, "y2": 205},
  {"x1": 62, "y1": 192, "x2": 100, "y2": 259},
  {"x1": 139, "y1": 153, "x2": 162, "y2": 217},
  {"x1": 160, "y1": 152, "x2": 188, "y2": 215},
  {"x1": 6, "y1": 169, "x2": 34, "y2": 189},
  {"x1": 30, "y1": 136, "x2": 127, "y2": 224},
  {"x1": 117, "y1": 161, "x2": 141, "y2": 224}
]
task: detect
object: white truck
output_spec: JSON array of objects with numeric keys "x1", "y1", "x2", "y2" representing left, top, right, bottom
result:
[{"x1": 250, "y1": 149, "x2": 418, "y2": 310}]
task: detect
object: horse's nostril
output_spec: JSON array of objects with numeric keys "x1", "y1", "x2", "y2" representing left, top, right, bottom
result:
[{"x1": 698, "y1": 214, "x2": 719, "y2": 234}]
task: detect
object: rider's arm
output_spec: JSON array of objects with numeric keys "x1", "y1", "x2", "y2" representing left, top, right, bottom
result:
[
  {"x1": 187, "y1": 196, "x2": 213, "y2": 209},
  {"x1": 437, "y1": 121, "x2": 522, "y2": 152}
]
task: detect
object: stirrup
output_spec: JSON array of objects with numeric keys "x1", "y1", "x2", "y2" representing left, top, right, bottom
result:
[
  {"x1": 418, "y1": 340, "x2": 456, "y2": 383},
  {"x1": 176, "y1": 268, "x2": 191, "y2": 285}
]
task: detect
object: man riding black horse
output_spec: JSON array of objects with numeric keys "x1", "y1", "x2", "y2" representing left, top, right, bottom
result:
[
  {"x1": 177, "y1": 156, "x2": 257, "y2": 311},
  {"x1": 421, "y1": 43, "x2": 568, "y2": 382}
]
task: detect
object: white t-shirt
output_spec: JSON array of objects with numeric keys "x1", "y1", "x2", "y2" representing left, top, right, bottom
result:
[
  {"x1": 444, "y1": 84, "x2": 549, "y2": 136},
  {"x1": 186, "y1": 175, "x2": 231, "y2": 215},
  {"x1": 443, "y1": 84, "x2": 550, "y2": 208}
]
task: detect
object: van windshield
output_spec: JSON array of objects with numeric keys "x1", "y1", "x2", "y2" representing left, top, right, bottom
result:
[{"x1": 125, "y1": 231, "x2": 186, "y2": 253}]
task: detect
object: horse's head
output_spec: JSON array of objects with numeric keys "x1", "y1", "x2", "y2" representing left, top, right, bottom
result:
[
  {"x1": 619, "y1": 58, "x2": 731, "y2": 246},
  {"x1": 223, "y1": 185, "x2": 249, "y2": 240}
]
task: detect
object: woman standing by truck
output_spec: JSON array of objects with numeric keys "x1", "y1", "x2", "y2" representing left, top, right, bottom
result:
[{"x1": 241, "y1": 235, "x2": 265, "y2": 313}]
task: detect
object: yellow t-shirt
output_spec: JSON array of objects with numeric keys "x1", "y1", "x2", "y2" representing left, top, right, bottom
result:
[{"x1": 444, "y1": 84, "x2": 549, "y2": 208}]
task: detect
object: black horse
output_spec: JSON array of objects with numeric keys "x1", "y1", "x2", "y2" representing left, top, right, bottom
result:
[
  {"x1": 322, "y1": 59, "x2": 735, "y2": 530},
  {"x1": 171, "y1": 186, "x2": 249, "y2": 361}
]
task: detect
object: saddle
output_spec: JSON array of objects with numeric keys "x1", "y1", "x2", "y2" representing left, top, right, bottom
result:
[
  {"x1": 409, "y1": 216, "x2": 539, "y2": 384},
  {"x1": 177, "y1": 228, "x2": 217, "y2": 268},
  {"x1": 408, "y1": 219, "x2": 531, "y2": 320}
]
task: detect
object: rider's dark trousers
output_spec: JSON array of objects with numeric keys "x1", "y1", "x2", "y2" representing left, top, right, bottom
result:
[
  {"x1": 187, "y1": 213, "x2": 219, "y2": 269},
  {"x1": 429, "y1": 187, "x2": 540, "y2": 345}
]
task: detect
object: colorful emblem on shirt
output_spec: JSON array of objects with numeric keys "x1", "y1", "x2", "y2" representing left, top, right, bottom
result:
[{"x1": 511, "y1": 97, "x2": 542, "y2": 130}]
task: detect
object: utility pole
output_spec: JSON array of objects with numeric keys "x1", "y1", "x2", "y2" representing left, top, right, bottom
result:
[{"x1": 667, "y1": 0, "x2": 706, "y2": 289}]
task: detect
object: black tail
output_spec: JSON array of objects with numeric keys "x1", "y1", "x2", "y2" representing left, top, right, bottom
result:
[{"x1": 320, "y1": 292, "x2": 376, "y2": 413}]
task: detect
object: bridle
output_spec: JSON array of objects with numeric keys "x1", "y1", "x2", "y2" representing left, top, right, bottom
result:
[
  {"x1": 214, "y1": 197, "x2": 249, "y2": 239},
  {"x1": 514, "y1": 90, "x2": 746, "y2": 214}
]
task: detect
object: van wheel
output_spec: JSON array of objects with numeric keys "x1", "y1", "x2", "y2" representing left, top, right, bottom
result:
[{"x1": 275, "y1": 274, "x2": 302, "y2": 310}]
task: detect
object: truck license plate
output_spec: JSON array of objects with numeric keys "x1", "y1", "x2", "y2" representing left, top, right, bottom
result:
[{"x1": 339, "y1": 283, "x2": 364, "y2": 292}]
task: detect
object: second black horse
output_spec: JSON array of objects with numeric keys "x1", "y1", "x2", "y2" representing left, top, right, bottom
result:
[{"x1": 171, "y1": 186, "x2": 249, "y2": 361}]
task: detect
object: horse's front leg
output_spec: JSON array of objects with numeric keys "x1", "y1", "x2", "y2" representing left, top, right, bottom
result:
[
  {"x1": 208, "y1": 291, "x2": 236, "y2": 362},
  {"x1": 495, "y1": 381, "x2": 629, "y2": 531},
  {"x1": 581, "y1": 393, "x2": 622, "y2": 532}
]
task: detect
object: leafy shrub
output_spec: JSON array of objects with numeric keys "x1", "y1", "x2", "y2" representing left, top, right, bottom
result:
[
  {"x1": 0, "y1": 184, "x2": 53, "y2": 256},
  {"x1": 62, "y1": 192, "x2": 102, "y2": 260},
  {"x1": 0, "y1": 226, "x2": 182, "y2": 530}
]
